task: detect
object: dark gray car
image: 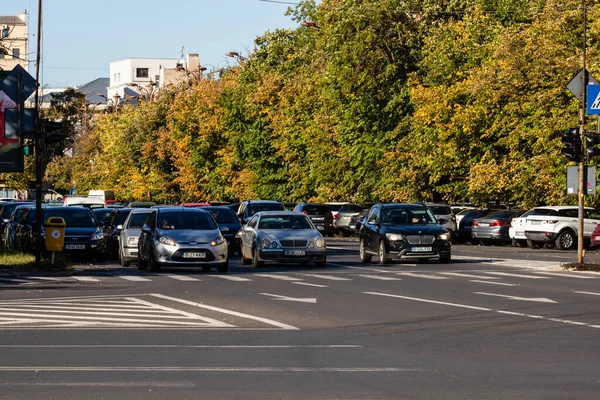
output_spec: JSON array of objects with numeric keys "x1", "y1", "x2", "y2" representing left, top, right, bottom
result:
[
  {"x1": 333, "y1": 204, "x2": 363, "y2": 236},
  {"x1": 471, "y1": 210, "x2": 524, "y2": 245}
]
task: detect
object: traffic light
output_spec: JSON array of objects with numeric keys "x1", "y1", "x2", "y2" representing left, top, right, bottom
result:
[
  {"x1": 561, "y1": 127, "x2": 583, "y2": 162},
  {"x1": 586, "y1": 134, "x2": 600, "y2": 161},
  {"x1": 41, "y1": 119, "x2": 65, "y2": 144}
]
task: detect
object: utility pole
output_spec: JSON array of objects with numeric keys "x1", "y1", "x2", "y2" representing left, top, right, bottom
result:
[
  {"x1": 33, "y1": 0, "x2": 43, "y2": 265},
  {"x1": 577, "y1": 1, "x2": 587, "y2": 264}
]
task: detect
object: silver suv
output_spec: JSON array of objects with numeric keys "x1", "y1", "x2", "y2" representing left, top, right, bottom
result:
[{"x1": 425, "y1": 203, "x2": 457, "y2": 242}]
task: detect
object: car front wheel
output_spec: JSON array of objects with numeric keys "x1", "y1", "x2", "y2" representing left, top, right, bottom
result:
[
  {"x1": 359, "y1": 238, "x2": 371, "y2": 263},
  {"x1": 378, "y1": 240, "x2": 389, "y2": 265}
]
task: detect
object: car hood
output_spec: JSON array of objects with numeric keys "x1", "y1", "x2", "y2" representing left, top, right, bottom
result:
[
  {"x1": 382, "y1": 224, "x2": 446, "y2": 235},
  {"x1": 123, "y1": 228, "x2": 142, "y2": 238},
  {"x1": 260, "y1": 229, "x2": 321, "y2": 241},
  {"x1": 64, "y1": 226, "x2": 98, "y2": 236},
  {"x1": 157, "y1": 228, "x2": 221, "y2": 243},
  {"x1": 217, "y1": 222, "x2": 242, "y2": 234}
]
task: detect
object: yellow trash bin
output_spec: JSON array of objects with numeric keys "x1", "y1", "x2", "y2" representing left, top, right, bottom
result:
[{"x1": 44, "y1": 217, "x2": 66, "y2": 252}]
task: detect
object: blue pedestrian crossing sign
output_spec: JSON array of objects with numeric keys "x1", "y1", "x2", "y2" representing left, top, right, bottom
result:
[{"x1": 587, "y1": 85, "x2": 600, "y2": 114}]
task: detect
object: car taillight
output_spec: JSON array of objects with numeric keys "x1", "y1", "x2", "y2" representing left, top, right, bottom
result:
[
  {"x1": 490, "y1": 221, "x2": 505, "y2": 227},
  {"x1": 326, "y1": 211, "x2": 333, "y2": 219},
  {"x1": 510, "y1": 221, "x2": 513, "y2": 227},
  {"x1": 334, "y1": 214, "x2": 341, "y2": 220},
  {"x1": 544, "y1": 220, "x2": 559, "y2": 224},
  {"x1": 473, "y1": 221, "x2": 479, "y2": 226},
  {"x1": 302, "y1": 211, "x2": 308, "y2": 215},
  {"x1": 451, "y1": 215, "x2": 456, "y2": 222}
]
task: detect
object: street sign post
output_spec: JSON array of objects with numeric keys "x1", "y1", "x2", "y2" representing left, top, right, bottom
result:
[{"x1": 566, "y1": 166, "x2": 596, "y2": 195}]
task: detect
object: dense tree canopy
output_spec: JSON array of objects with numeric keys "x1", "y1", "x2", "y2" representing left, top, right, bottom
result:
[{"x1": 31, "y1": 0, "x2": 600, "y2": 208}]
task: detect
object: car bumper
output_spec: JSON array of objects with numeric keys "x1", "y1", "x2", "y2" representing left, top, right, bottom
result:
[
  {"x1": 258, "y1": 248, "x2": 326, "y2": 262},
  {"x1": 472, "y1": 230, "x2": 510, "y2": 241},
  {"x1": 49, "y1": 240, "x2": 104, "y2": 257},
  {"x1": 122, "y1": 245, "x2": 138, "y2": 261},
  {"x1": 385, "y1": 241, "x2": 451, "y2": 260},
  {"x1": 154, "y1": 242, "x2": 228, "y2": 266},
  {"x1": 525, "y1": 231, "x2": 557, "y2": 242},
  {"x1": 509, "y1": 228, "x2": 526, "y2": 240}
]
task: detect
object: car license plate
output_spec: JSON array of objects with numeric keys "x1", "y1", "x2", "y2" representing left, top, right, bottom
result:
[
  {"x1": 411, "y1": 247, "x2": 432, "y2": 252},
  {"x1": 284, "y1": 249, "x2": 305, "y2": 256},
  {"x1": 595, "y1": 236, "x2": 600, "y2": 241},
  {"x1": 478, "y1": 223, "x2": 489, "y2": 227},
  {"x1": 316, "y1": 225, "x2": 324, "y2": 231},
  {"x1": 65, "y1": 244, "x2": 85, "y2": 250},
  {"x1": 531, "y1": 221, "x2": 542, "y2": 225},
  {"x1": 183, "y1": 252, "x2": 206, "y2": 258},
  {"x1": 516, "y1": 231, "x2": 524, "y2": 236}
]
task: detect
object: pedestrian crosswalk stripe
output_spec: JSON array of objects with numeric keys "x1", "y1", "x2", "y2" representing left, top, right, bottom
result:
[
  {"x1": 72, "y1": 277, "x2": 100, "y2": 282},
  {"x1": 469, "y1": 280, "x2": 518, "y2": 287},
  {"x1": 356, "y1": 274, "x2": 402, "y2": 281},
  {"x1": 531, "y1": 271, "x2": 596, "y2": 279},
  {"x1": 292, "y1": 282, "x2": 328, "y2": 288},
  {"x1": 482, "y1": 272, "x2": 550, "y2": 279},
  {"x1": 119, "y1": 276, "x2": 152, "y2": 282},
  {"x1": 212, "y1": 275, "x2": 252, "y2": 282},
  {"x1": 395, "y1": 273, "x2": 448, "y2": 280},
  {"x1": 254, "y1": 274, "x2": 302, "y2": 281},
  {"x1": 440, "y1": 272, "x2": 501, "y2": 280},
  {"x1": 301, "y1": 274, "x2": 352, "y2": 281},
  {"x1": 166, "y1": 275, "x2": 201, "y2": 281}
]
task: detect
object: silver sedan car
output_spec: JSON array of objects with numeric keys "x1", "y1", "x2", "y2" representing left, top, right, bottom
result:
[
  {"x1": 118, "y1": 208, "x2": 152, "y2": 266},
  {"x1": 240, "y1": 211, "x2": 327, "y2": 267},
  {"x1": 137, "y1": 207, "x2": 228, "y2": 272}
]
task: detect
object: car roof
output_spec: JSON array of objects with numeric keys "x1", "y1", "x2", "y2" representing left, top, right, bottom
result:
[
  {"x1": 129, "y1": 208, "x2": 152, "y2": 214},
  {"x1": 533, "y1": 206, "x2": 594, "y2": 211},
  {"x1": 257, "y1": 211, "x2": 304, "y2": 216},
  {"x1": 157, "y1": 206, "x2": 209, "y2": 213},
  {"x1": 380, "y1": 203, "x2": 428, "y2": 208},
  {"x1": 244, "y1": 200, "x2": 282, "y2": 204}
]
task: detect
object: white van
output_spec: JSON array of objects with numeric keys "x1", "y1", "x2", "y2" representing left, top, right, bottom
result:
[
  {"x1": 88, "y1": 190, "x2": 115, "y2": 202},
  {"x1": 63, "y1": 196, "x2": 105, "y2": 209}
]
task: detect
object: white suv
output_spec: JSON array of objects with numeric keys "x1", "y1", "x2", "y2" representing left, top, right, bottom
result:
[{"x1": 523, "y1": 206, "x2": 600, "y2": 250}]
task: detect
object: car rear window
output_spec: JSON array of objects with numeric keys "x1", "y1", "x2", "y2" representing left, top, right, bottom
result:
[
  {"x1": 339, "y1": 205, "x2": 363, "y2": 213},
  {"x1": 530, "y1": 209, "x2": 559, "y2": 217},
  {"x1": 159, "y1": 211, "x2": 217, "y2": 230},
  {"x1": 247, "y1": 203, "x2": 285, "y2": 215},
  {"x1": 302, "y1": 205, "x2": 330, "y2": 215},
  {"x1": 326, "y1": 204, "x2": 346, "y2": 212},
  {"x1": 485, "y1": 211, "x2": 518, "y2": 219},
  {"x1": 127, "y1": 212, "x2": 151, "y2": 229},
  {"x1": 93, "y1": 209, "x2": 113, "y2": 225},
  {"x1": 204, "y1": 208, "x2": 239, "y2": 224},
  {"x1": 1, "y1": 203, "x2": 32, "y2": 219},
  {"x1": 115, "y1": 210, "x2": 133, "y2": 226},
  {"x1": 45, "y1": 208, "x2": 97, "y2": 228},
  {"x1": 428, "y1": 206, "x2": 452, "y2": 215}
]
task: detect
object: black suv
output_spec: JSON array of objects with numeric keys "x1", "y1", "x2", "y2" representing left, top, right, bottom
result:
[
  {"x1": 236, "y1": 200, "x2": 285, "y2": 225},
  {"x1": 293, "y1": 203, "x2": 335, "y2": 237},
  {"x1": 359, "y1": 203, "x2": 451, "y2": 264}
]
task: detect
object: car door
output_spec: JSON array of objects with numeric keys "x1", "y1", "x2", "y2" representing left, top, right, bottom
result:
[
  {"x1": 583, "y1": 209, "x2": 600, "y2": 238},
  {"x1": 362, "y1": 206, "x2": 379, "y2": 252},
  {"x1": 139, "y1": 211, "x2": 156, "y2": 261},
  {"x1": 241, "y1": 215, "x2": 259, "y2": 258}
]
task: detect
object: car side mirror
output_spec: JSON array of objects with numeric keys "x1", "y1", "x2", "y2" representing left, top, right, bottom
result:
[
  {"x1": 116, "y1": 224, "x2": 123, "y2": 230},
  {"x1": 368, "y1": 219, "x2": 377, "y2": 225},
  {"x1": 141, "y1": 224, "x2": 151, "y2": 233},
  {"x1": 438, "y1": 218, "x2": 448, "y2": 225}
]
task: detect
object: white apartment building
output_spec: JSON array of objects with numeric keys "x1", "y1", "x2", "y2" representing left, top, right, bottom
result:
[
  {"x1": 0, "y1": 10, "x2": 28, "y2": 71},
  {"x1": 106, "y1": 58, "x2": 179, "y2": 101}
]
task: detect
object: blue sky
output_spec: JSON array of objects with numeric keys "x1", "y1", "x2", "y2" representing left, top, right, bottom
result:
[{"x1": 6, "y1": 0, "x2": 299, "y2": 88}]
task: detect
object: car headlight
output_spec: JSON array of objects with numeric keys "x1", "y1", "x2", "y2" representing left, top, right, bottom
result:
[
  {"x1": 127, "y1": 237, "x2": 139, "y2": 246},
  {"x1": 159, "y1": 236, "x2": 176, "y2": 246},
  {"x1": 316, "y1": 238, "x2": 325, "y2": 248},
  {"x1": 271, "y1": 240, "x2": 279, "y2": 248},
  {"x1": 262, "y1": 238, "x2": 271, "y2": 249},
  {"x1": 386, "y1": 233, "x2": 405, "y2": 241},
  {"x1": 309, "y1": 241, "x2": 315, "y2": 248},
  {"x1": 438, "y1": 232, "x2": 450, "y2": 241},
  {"x1": 235, "y1": 230, "x2": 243, "y2": 238},
  {"x1": 211, "y1": 235, "x2": 225, "y2": 246},
  {"x1": 91, "y1": 229, "x2": 103, "y2": 240}
]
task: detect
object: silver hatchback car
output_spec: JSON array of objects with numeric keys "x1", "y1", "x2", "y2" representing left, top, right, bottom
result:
[{"x1": 137, "y1": 207, "x2": 228, "y2": 272}]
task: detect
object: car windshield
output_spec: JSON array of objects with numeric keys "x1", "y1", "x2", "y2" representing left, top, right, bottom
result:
[
  {"x1": 93, "y1": 210, "x2": 113, "y2": 224},
  {"x1": 381, "y1": 207, "x2": 437, "y2": 225},
  {"x1": 204, "y1": 208, "x2": 238, "y2": 224},
  {"x1": 247, "y1": 203, "x2": 284, "y2": 215},
  {"x1": 127, "y1": 212, "x2": 151, "y2": 229},
  {"x1": 115, "y1": 210, "x2": 133, "y2": 226},
  {"x1": 2, "y1": 203, "x2": 31, "y2": 219},
  {"x1": 428, "y1": 206, "x2": 452, "y2": 215},
  {"x1": 258, "y1": 215, "x2": 313, "y2": 230},
  {"x1": 13, "y1": 208, "x2": 27, "y2": 222},
  {"x1": 45, "y1": 208, "x2": 97, "y2": 228},
  {"x1": 530, "y1": 208, "x2": 559, "y2": 216},
  {"x1": 326, "y1": 204, "x2": 346, "y2": 212},
  {"x1": 159, "y1": 212, "x2": 217, "y2": 230}
]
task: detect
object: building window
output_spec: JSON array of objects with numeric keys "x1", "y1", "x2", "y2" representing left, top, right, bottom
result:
[
  {"x1": 114, "y1": 73, "x2": 117, "y2": 83},
  {"x1": 12, "y1": 48, "x2": 20, "y2": 59},
  {"x1": 0, "y1": 52, "x2": 4, "y2": 59},
  {"x1": 155, "y1": 75, "x2": 159, "y2": 83},
  {"x1": 136, "y1": 68, "x2": 149, "y2": 78},
  {"x1": 1, "y1": 27, "x2": 8, "y2": 38}
]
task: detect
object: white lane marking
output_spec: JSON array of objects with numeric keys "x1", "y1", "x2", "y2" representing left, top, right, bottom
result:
[
  {"x1": 326, "y1": 247, "x2": 357, "y2": 251},
  {"x1": 482, "y1": 272, "x2": 550, "y2": 279},
  {"x1": 327, "y1": 263, "x2": 398, "y2": 272},
  {"x1": 440, "y1": 272, "x2": 501, "y2": 280},
  {"x1": 125, "y1": 297, "x2": 232, "y2": 326},
  {"x1": 212, "y1": 275, "x2": 252, "y2": 282},
  {"x1": 24, "y1": 277, "x2": 63, "y2": 281},
  {"x1": 0, "y1": 307, "x2": 197, "y2": 319},
  {"x1": 166, "y1": 275, "x2": 201, "y2": 282},
  {"x1": 0, "y1": 382, "x2": 196, "y2": 387},
  {"x1": 72, "y1": 277, "x2": 100, "y2": 282},
  {"x1": 0, "y1": 278, "x2": 30, "y2": 283},
  {"x1": 150, "y1": 294, "x2": 299, "y2": 330},
  {"x1": 292, "y1": 282, "x2": 328, "y2": 288},
  {"x1": 0, "y1": 366, "x2": 425, "y2": 372},
  {"x1": 532, "y1": 271, "x2": 596, "y2": 279},
  {"x1": 364, "y1": 292, "x2": 600, "y2": 329},
  {"x1": 0, "y1": 345, "x2": 362, "y2": 349},
  {"x1": 7, "y1": 304, "x2": 181, "y2": 313},
  {"x1": 0, "y1": 293, "x2": 154, "y2": 303},
  {"x1": 356, "y1": 275, "x2": 402, "y2": 281},
  {"x1": 574, "y1": 291, "x2": 600, "y2": 296},
  {"x1": 395, "y1": 273, "x2": 448, "y2": 280},
  {"x1": 259, "y1": 293, "x2": 317, "y2": 304},
  {"x1": 473, "y1": 292, "x2": 557, "y2": 304},
  {"x1": 119, "y1": 276, "x2": 152, "y2": 282},
  {"x1": 469, "y1": 280, "x2": 518, "y2": 287},
  {"x1": 254, "y1": 274, "x2": 302, "y2": 281},
  {"x1": 301, "y1": 274, "x2": 351, "y2": 281},
  {"x1": 0, "y1": 312, "x2": 223, "y2": 326}
]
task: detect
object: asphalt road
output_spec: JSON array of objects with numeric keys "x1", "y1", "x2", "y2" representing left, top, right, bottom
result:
[{"x1": 1, "y1": 239, "x2": 599, "y2": 399}]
